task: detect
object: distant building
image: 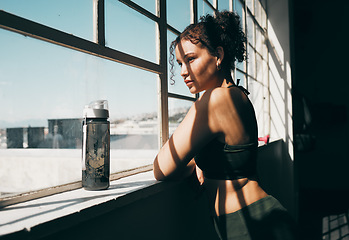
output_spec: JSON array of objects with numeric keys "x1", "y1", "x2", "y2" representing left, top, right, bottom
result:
[
  {"x1": 48, "y1": 118, "x2": 83, "y2": 149},
  {"x1": 6, "y1": 128, "x2": 24, "y2": 148},
  {"x1": 6, "y1": 119, "x2": 82, "y2": 149},
  {"x1": 27, "y1": 127, "x2": 45, "y2": 148},
  {"x1": 6, "y1": 127, "x2": 45, "y2": 148}
]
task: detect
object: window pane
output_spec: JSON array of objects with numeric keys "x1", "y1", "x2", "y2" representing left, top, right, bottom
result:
[
  {"x1": 262, "y1": 38, "x2": 268, "y2": 57},
  {"x1": 206, "y1": 0, "x2": 214, "y2": 6},
  {"x1": 248, "y1": 78, "x2": 267, "y2": 137},
  {"x1": 248, "y1": 45, "x2": 256, "y2": 78},
  {"x1": 0, "y1": 29, "x2": 158, "y2": 196},
  {"x1": 234, "y1": 0, "x2": 245, "y2": 33},
  {"x1": 167, "y1": 0, "x2": 191, "y2": 32},
  {"x1": 262, "y1": 59, "x2": 268, "y2": 86},
  {"x1": 132, "y1": 0, "x2": 156, "y2": 15},
  {"x1": 198, "y1": 0, "x2": 215, "y2": 18},
  {"x1": 235, "y1": 70, "x2": 246, "y2": 88},
  {"x1": 254, "y1": 0, "x2": 262, "y2": 26},
  {"x1": 105, "y1": 0, "x2": 157, "y2": 63},
  {"x1": 256, "y1": 27, "x2": 264, "y2": 55},
  {"x1": 218, "y1": 0, "x2": 230, "y2": 11},
  {"x1": 247, "y1": 11, "x2": 255, "y2": 45},
  {"x1": 256, "y1": 53, "x2": 263, "y2": 81},
  {"x1": 0, "y1": 0, "x2": 93, "y2": 41},
  {"x1": 246, "y1": 0, "x2": 254, "y2": 14},
  {"x1": 168, "y1": 98, "x2": 192, "y2": 135},
  {"x1": 236, "y1": 57, "x2": 246, "y2": 72},
  {"x1": 261, "y1": 5, "x2": 267, "y2": 29},
  {"x1": 167, "y1": 30, "x2": 195, "y2": 98}
]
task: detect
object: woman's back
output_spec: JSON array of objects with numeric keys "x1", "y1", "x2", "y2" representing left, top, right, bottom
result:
[
  {"x1": 193, "y1": 85, "x2": 267, "y2": 216},
  {"x1": 204, "y1": 85, "x2": 257, "y2": 146}
]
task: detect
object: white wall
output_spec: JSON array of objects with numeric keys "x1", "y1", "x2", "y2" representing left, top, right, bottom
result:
[
  {"x1": 266, "y1": 0, "x2": 294, "y2": 160},
  {"x1": 263, "y1": 0, "x2": 296, "y2": 218}
]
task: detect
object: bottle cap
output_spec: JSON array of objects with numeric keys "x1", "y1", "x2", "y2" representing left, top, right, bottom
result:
[{"x1": 83, "y1": 100, "x2": 109, "y2": 118}]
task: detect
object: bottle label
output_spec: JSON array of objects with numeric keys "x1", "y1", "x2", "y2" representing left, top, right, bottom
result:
[{"x1": 83, "y1": 122, "x2": 110, "y2": 179}]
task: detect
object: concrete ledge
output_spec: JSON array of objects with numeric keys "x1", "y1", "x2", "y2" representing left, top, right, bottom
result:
[
  {"x1": 0, "y1": 171, "x2": 179, "y2": 239},
  {"x1": 0, "y1": 170, "x2": 219, "y2": 240}
]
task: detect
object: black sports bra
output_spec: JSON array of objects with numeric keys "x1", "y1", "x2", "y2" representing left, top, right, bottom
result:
[
  {"x1": 194, "y1": 139, "x2": 258, "y2": 180},
  {"x1": 194, "y1": 83, "x2": 258, "y2": 180}
]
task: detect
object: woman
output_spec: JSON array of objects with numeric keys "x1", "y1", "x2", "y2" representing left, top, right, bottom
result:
[{"x1": 153, "y1": 11, "x2": 296, "y2": 240}]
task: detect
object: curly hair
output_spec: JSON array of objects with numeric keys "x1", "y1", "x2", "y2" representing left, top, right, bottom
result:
[{"x1": 169, "y1": 11, "x2": 246, "y2": 84}]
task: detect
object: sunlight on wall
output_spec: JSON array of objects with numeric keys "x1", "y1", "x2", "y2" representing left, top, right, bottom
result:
[
  {"x1": 267, "y1": 19, "x2": 293, "y2": 160},
  {"x1": 286, "y1": 61, "x2": 294, "y2": 160},
  {"x1": 267, "y1": 21, "x2": 284, "y2": 72},
  {"x1": 269, "y1": 56, "x2": 285, "y2": 137}
]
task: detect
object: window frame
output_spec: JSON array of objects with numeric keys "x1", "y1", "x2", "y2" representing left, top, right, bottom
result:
[{"x1": 0, "y1": 0, "x2": 167, "y2": 207}]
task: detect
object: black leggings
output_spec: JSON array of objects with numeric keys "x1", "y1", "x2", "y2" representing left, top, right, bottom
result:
[{"x1": 212, "y1": 195, "x2": 297, "y2": 240}]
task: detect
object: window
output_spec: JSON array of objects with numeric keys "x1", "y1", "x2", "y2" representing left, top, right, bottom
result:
[
  {"x1": 0, "y1": 0, "x2": 270, "y2": 204},
  {"x1": 0, "y1": 0, "x2": 93, "y2": 40},
  {"x1": 105, "y1": 0, "x2": 158, "y2": 63},
  {"x1": 0, "y1": 1, "x2": 162, "y2": 200},
  {"x1": 167, "y1": 0, "x2": 191, "y2": 32},
  {"x1": 235, "y1": 0, "x2": 270, "y2": 138}
]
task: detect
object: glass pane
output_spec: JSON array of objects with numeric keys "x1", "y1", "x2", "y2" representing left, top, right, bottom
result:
[
  {"x1": 198, "y1": 0, "x2": 215, "y2": 18},
  {"x1": 168, "y1": 98, "x2": 193, "y2": 135},
  {"x1": 167, "y1": 30, "x2": 195, "y2": 98},
  {"x1": 256, "y1": 53, "x2": 263, "y2": 81},
  {"x1": 206, "y1": 0, "x2": 214, "y2": 6},
  {"x1": 254, "y1": 0, "x2": 262, "y2": 26},
  {"x1": 235, "y1": 70, "x2": 246, "y2": 88},
  {"x1": 262, "y1": 38, "x2": 268, "y2": 58},
  {"x1": 246, "y1": 0, "x2": 254, "y2": 14},
  {"x1": 256, "y1": 27, "x2": 264, "y2": 54},
  {"x1": 236, "y1": 57, "x2": 246, "y2": 72},
  {"x1": 248, "y1": 78, "x2": 267, "y2": 137},
  {"x1": 261, "y1": 5, "x2": 267, "y2": 29},
  {"x1": 105, "y1": 0, "x2": 157, "y2": 63},
  {"x1": 0, "y1": 0, "x2": 93, "y2": 41},
  {"x1": 132, "y1": 0, "x2": 156, "y2": 15},
  {"x1": 0, "y1": 29, "x2": 158, "y2": 196},
  {"x1": 248, "y1": 45, "x2": 256, "y2": 78},
  {"x1": 247, "y1": 11, "x2": 255, "y2": 45},
  {"x1": 218, "y1": 0, "x2": 230, "y2": 11},
  {"x1": 262, "y1": 59, "x2": 268, "y2": 86},
  {"x1": 167, "y1": 0, "x2": 191, "y2": 32},
  {"x1": 234, "y1": 0, "x2": 245, "y2": 33}
]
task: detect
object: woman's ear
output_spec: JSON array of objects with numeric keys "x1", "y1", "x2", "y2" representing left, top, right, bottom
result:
[{"x1": 216, "y1": 46, "x2": 224, "y2": 65}]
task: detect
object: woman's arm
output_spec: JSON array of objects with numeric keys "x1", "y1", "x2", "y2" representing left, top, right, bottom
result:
[{"x1": 153, "y1": 89, "x2": 225, "y2": 181}]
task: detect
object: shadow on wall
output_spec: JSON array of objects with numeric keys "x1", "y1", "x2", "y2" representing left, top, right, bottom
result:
[{"x1": 257, "y1": 140, "x2": 295, "y2": 218}]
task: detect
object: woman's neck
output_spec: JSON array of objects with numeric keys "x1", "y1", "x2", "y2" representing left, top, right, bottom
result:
[{"x1": 220, "y1": 73, "x2": 235, "y2": 88}]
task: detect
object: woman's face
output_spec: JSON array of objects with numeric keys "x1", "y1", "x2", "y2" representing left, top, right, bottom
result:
[{"x1": 175, "y1": 39, "x2": 221, "y2": 94}]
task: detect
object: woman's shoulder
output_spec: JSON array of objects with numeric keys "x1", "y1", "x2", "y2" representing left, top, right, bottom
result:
[
  {"x1": 195, "y1": 86, "x2": 254, "y2": 136},
  {"x1": 200, "y1": 86, "x2": 249, "y2": 108}
]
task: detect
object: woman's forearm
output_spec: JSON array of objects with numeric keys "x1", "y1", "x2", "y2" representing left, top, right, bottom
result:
[{"x1": 153, "y1": 157, "x2": 196, "y2": 181}]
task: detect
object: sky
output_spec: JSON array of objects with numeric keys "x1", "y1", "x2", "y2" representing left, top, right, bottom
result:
[{"x1": 0, "y1": 0, "x2": 228, "y2": 128}]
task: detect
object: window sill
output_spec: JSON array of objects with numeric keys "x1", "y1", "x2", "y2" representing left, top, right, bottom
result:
[{"x1": 0, "y1": 170, "x2": 178, "y2": 238}]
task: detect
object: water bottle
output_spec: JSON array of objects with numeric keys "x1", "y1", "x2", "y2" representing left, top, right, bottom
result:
[{"x1": 82, "y1": 100, "x2": 110, "y2": 190}]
